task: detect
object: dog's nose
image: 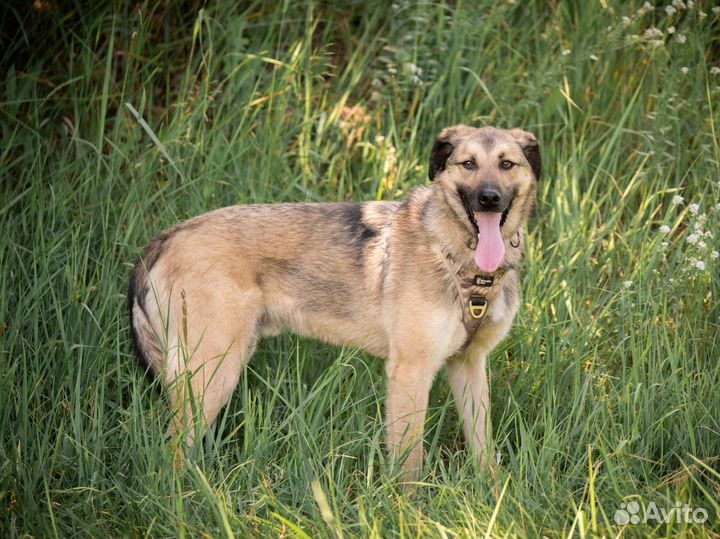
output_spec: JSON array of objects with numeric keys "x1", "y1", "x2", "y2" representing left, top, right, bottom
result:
[{"x1": 477, "y1": 188, "x2": 501, "y2": 211}]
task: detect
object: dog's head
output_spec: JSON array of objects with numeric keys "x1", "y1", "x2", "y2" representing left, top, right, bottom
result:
[{"x1": 428, "y1": 125, "x2": 541, "y2": 273}]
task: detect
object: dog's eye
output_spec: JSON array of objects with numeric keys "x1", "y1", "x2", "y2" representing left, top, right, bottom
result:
[
  {"x1": 462, "y1": 160, "x2": 476, "y2": 170},
  {"x1": 500, "y1": 160, "x2": 515, "y2": 170}
]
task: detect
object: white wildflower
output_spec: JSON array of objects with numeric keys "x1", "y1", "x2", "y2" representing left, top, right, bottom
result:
[
  {"x1": 669, "y1": 278, "x2": 675, "y2": 283},
  {"x1": 665, "y1": 5, "x2": 676, "y2": 16},
  {"x1": 676, "y1": 34, "x2": 686, "y2": 43},
  {"x1": 711, "y1": 251, "x2": 719, "y2": 259},
  {"x1": 687, "y1": 0, "x2": 694, "y2": 8},
  {"x1": 694, "y1": 221, "x2": 703, "y2": 230},
  {"x1": 641, "y1": 1, "x2": 654, "y2": 13},
  {"x1": 622, "y1": 15, "x2": 632, "y2": 26},
  {"x1": 404, "y1": 62, "x2": 421, "y2": 76},
  {"x1": 698, "y1": 10, "x2": 706, "y2": 18},
  {"x1": 668, "y1": 26, "x2": 676, "y2": 34},
  {"x1": 712, "y1": 6, "x2": 720, "y2": 15},
  {"x1": 644, "y1": 27, "x2": 664, "y2": 38},
  {"x1": 705, "y1": 231, "x2": 714, "y2": 239},
  {"x1": 681, "y1": 67, "x2": 689, "y2": 74},
  {"x1": 562, "y1": 49, "x2": 572, "y2": 56},
  {"x1": 623, "y1": 280, "x2": 634, "y2": 289},
  {"x1": 698, "y1": 241, "x2": 707, "y2": 249},
  {"x1": 661, "y1": 241, "x2": 670, "y2": 250},
  {"x1": 672, "y1": 0, "x2": 685, "y2": 8},
  {"x1": 687, "y1": 233, "x2": 699, "y2": 244},
  {"x1": 652, "y1": 39, "x2": 665, "y2": 47},
  {"x1": 689, "y1": 203, "x2": 700, "y2": 214},
  {"x1": 695, "y1": 260, "x2": 705, "y2": 271},
  {"x1": 711, "y1": 67, "x2": 720, "y2": 75},
  {"x1": 590, "y1": 54, "x2": 599, "y2": 61},
  {"x1": 659, "y1": 224, "x2": 671, "y2": 233},
  {"x1": 672, "y1": 195, "x2": 684, "y2": 205}
]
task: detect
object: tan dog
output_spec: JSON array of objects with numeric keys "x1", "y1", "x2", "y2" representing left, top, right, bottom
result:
[{"x1": 128, "y1": 125, "x2": 541, "y2": 481}]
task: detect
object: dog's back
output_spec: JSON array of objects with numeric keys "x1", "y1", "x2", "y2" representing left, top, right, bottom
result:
[{"x1": 129, "y1": 201, "x2": 399, "y2": 381}]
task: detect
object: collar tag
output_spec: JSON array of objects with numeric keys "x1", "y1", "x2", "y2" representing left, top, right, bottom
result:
[{"x1": 474, "y1": 275, "x2": 494, "y2": 287}]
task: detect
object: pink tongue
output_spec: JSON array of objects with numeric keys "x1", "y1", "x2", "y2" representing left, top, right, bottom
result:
[{"x1": 473, "y1": 212, "x2": 505, "y2": 273}]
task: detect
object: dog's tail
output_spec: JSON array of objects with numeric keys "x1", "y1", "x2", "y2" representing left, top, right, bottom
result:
[{"x1": 128, "y1": 236, "x2": 168, "y2": 379}]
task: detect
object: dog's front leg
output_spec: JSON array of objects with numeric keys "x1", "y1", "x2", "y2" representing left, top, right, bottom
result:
[
  {"x1": 447, "y1": 353, "x2": 490, "y2": 468},
  {"x1": 385, "y1": 355, "x2": 437, "y2": 482}
]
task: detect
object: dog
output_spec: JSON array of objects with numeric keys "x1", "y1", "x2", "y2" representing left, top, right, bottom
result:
[{"x1": 128, "y1": 125, "x2": 541, "y2": 481}]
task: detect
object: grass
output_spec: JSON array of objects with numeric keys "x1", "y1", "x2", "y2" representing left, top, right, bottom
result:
[{"x1": 1, "y1": 0, "x2": 719, "y2": 537}]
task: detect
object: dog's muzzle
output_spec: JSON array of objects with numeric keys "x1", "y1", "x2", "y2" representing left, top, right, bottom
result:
[{"x1": 459, "y1": 186, "x2": 515, "y2": 233}]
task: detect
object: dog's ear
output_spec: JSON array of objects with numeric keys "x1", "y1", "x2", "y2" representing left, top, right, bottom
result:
[
  {"x1": 428, "y1": 127, "x2": 458, "y2": 181},
  {"x1": 510, "y1": 129, "x2": 542, "y2": 181}
]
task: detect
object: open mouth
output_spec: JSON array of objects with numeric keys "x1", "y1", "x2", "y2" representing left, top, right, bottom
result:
[
  {"x1": 458, "y1": 190, "x2": 514, "y2": 234},
  {"x1": 500, "y1": 197, "x2": 513, "y2": 227},
  {"x1": 457, "y1": 189, "x2": 515, "y2": 274}
]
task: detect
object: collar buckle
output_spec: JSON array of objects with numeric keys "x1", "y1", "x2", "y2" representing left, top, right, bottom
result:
[{"x1": 469, "y1": 295, "x2": 488, "y2": 319}]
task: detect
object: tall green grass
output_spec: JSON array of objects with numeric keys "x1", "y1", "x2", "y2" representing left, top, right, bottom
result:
[{"x1": 1, "y1": 1, "x2": 719, "y2": 537}]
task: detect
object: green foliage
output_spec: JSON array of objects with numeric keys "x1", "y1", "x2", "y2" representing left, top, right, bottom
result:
[{"x1": 1, "y1": 0, "x2": 719, "y2": 537}]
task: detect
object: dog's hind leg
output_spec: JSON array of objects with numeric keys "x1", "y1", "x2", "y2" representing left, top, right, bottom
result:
[{"x1": 164, "y1": 283, "x2": 262, "y2": 450}]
